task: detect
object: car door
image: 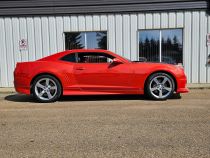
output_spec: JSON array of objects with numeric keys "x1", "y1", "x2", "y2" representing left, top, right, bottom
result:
[{"x1": 73, "y1": 52, "x2": 137, "y2": 93}]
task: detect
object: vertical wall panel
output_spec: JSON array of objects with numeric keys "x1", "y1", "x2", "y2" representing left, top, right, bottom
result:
[
  {"x1": 184, "y1": 12, "x2": 192, "y2": 83},
  {"x1": 145, "y1": 13, "x2": 153, "y2": 29},
  {"x1": 115, "y1": 14, "x2": 123, "y2": 56},
  {"x1": 130, "y1": 14, "x2": 138, "y2": 61},
  {"x1": 108, "y1": 15, "x2": 115, "y2": 52},
  {"x1": 0, "y1": 18, "x2": 8, "y2": 87},
  {"x1": 199, "y1": 11, "x2": 207, "y2": 83},
  {"x1": 71, "y1": 16, "x2": 78, "y2": 31},
  {"x1": 63, "y1": 16, "x2": 71, "y2": 32},
  {"x1": 93, "y1": 15, "x2": 100, "y2": 30},
  {"x1": 5, "y1": 18, "x2": 15, "y2": 87},
  {"x1": 100, "y1": 15, "x2": 107, "y2": 30},
  {"x1": 122, "y1": 14, "x2": 130, "y2": 58},
  {"x1": 153, "y1": 13, "x2": 161, "y2": 29},
  {"x1": 34, "y1": 17, "x2": 43, "y2": 59},
  {"x1": 41, "y1": 17, "x2": 50, "y2": 57},
  {"x1": 56, "y1": 16, "x2": 64, "y2": 52},
  {"x1": 176, "y1": 12, "x2": 184, "y2": 27},
  {"x1": 161, "y1": 13, "x2": 169, "y2": 28},
  {"x1": 169, "y1": 12, "x2": 176, "y2": 28},
  {"x1": 78, "y1": 16, "x2": 85, "y2": 31},
  {"x1": 12, "y1": 18, "x2": 21, "y2": 63},
  {"x1": 191, "y1": 12, "x2": 200, "y2": 83},
  {"x1": 27, "y1": 17, "x2": 36, "y2": 61},
  {"x1": 85, "y1": 16, "x2": 93, "y2": 31},
  {"x1": 49, "y1": 17, "x2": 57, "y2": 54},
  {"x1": 138, "y1": 14, "x2": 145, "y2": 29},
  {"x1": 19, "y1": 18, "x2": 28, "y2": 62}
]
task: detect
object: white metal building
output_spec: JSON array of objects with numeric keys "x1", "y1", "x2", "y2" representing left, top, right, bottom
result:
[{"x1": 0, "y1": 0, "x2": 210, "y2": 87}]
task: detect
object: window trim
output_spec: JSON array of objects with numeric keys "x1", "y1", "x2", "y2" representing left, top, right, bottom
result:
[{"x1": 138, "y1": 28, "x2": 184, "y2": 65}]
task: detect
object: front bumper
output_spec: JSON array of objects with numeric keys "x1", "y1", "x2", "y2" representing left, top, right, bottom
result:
[{"x1": 176, "y1": 78, "x2": 189, "y2": 93}]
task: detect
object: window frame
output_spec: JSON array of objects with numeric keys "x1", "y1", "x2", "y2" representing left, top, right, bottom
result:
[
  {"x1": 64, "y1": 31, "x2": 108, "y2": 50},
  {"x1": 138, "y1": 28, "x2": 184, "y2": 65}
]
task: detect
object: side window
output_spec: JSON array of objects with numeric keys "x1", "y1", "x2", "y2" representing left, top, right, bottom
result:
[
  {"x1": 60, "y1": 53, "x2": 76, "y2": 63},
  {"x1": 77, "y1": 53, "x2": 114, "y2": 63}
]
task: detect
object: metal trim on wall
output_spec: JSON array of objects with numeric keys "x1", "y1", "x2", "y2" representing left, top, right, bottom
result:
[{"x1": 0, "y1": 1, "x2": 208, "y2": 16}]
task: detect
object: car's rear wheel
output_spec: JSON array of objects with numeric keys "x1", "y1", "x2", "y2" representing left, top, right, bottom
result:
[
  {"x1": 32, "y1": 75, "x2": 62, "y2": 103},
  {"x1": 145, "y1": 73, "x2": 175, "y2": 100}
]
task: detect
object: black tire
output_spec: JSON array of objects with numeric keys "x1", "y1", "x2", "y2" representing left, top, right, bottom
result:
[
  {"x1": 145, "y1": 72, "x2": 175, "y2": 100},
  {"x1": 31, "y1": 75, "x2": 62, "y2": 103}
]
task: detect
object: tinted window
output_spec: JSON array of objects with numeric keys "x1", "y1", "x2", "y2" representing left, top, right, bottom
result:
[
  {"x1": 60, "y1": 53, "x2": 76, "y2": 62},
  {"x1": 78, "y1": 53, "x2": 114, "y2": 63},
  {"x1": 65, "y1": 31, "x2": 107, "y2": 50}
]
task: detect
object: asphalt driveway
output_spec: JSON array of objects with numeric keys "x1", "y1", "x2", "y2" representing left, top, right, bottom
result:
[{"x1": 0, "y1": 89, "x2": 209, "y2": 158}]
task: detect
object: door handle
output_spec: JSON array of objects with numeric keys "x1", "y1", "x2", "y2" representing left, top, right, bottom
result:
[{"x1": 75, "y1": 67, "x2": 85, "y2": 70}]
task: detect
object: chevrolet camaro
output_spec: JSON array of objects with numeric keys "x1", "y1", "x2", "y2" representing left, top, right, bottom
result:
[{"x1": 14, "y1": 49, "x2": 189, "y2": 102}]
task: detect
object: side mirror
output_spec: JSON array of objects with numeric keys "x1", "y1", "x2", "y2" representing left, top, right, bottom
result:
[{"x1": 112, "y1": 58, "x2": 123, "y2": 64}]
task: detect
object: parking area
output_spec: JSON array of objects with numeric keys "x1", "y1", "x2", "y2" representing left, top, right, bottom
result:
[{"x1": 0, "y1": 89, "x2": 210, "y2": 158}]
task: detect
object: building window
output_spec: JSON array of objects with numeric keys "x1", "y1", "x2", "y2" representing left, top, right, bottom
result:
[
  {"x1": 65, "y1": 31, "x2": 107, "y2": 50},
  {"x1": 139, "y1": 29, "x2": 183, "y2": 65}
]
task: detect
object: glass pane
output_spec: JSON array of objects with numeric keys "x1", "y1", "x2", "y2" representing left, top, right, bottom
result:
[
  {"x1": 139, "y1": 30, "x2": 160, "y2": 62},
  {"x1": 65, "y1": 32, "x2": 85, "y2": 50},
  {"x1": 161, "y1": 29, "x2": 183, "y2": 64},
  {"x1": 86, "y1": 32, "x2": 107, "y2": 49},
  {"x1": 78, "y1": 53, "x2": 114, "y2": 63},
  {"x1": 60, "y1": 53, "x2": 76, "y2": 62}
]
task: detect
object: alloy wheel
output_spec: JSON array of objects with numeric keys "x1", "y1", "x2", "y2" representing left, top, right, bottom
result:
[
  {"x1": 149, "y1": 75, "x2": 173, "y2": 99},
  {"x1": 34, "y1": 78, "x2": 58, "y2": 101}
]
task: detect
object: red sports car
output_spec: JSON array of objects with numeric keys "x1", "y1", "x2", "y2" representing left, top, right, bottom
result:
[{"x1": 14, "y1": 49, "x2": 189, "y2": 102}]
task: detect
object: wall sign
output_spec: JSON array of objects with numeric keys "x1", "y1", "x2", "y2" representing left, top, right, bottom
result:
[
  {"x1": 207, "y1": 33, "x2": 210, "y2": 46},
  {"x1": 19, "y1": 39, "x2": 28, "y2": 50}
]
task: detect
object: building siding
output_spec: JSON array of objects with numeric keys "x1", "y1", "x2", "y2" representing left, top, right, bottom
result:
[{"x1": 0, "y1": 11, "x2": 210, "y2": 87}]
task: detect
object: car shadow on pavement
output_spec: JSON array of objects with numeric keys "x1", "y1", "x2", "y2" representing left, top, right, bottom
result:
[{"x1": 4, "y1": 93, "x2": 181, "y2": 103}]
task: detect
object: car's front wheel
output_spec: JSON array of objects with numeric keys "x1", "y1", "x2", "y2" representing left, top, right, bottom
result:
[
  {"x1": 145, "y1": 73, "x2": 175, "y2": 100},
  {"x1": 32, "y1": 75, "x2": 62, "y2": 103}
]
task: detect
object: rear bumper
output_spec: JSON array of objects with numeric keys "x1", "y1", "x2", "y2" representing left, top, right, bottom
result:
[
  {"x1": 14, "y1": 76, "x2": 31, "y2": 95},
  {"x1": 15, "y1": 86, "x2": 30, "y2": 95}
]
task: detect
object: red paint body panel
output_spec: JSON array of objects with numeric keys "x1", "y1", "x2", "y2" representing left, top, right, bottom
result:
[{"x1": 14, "y1": 49, "x2": 189, "y2": 96}]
